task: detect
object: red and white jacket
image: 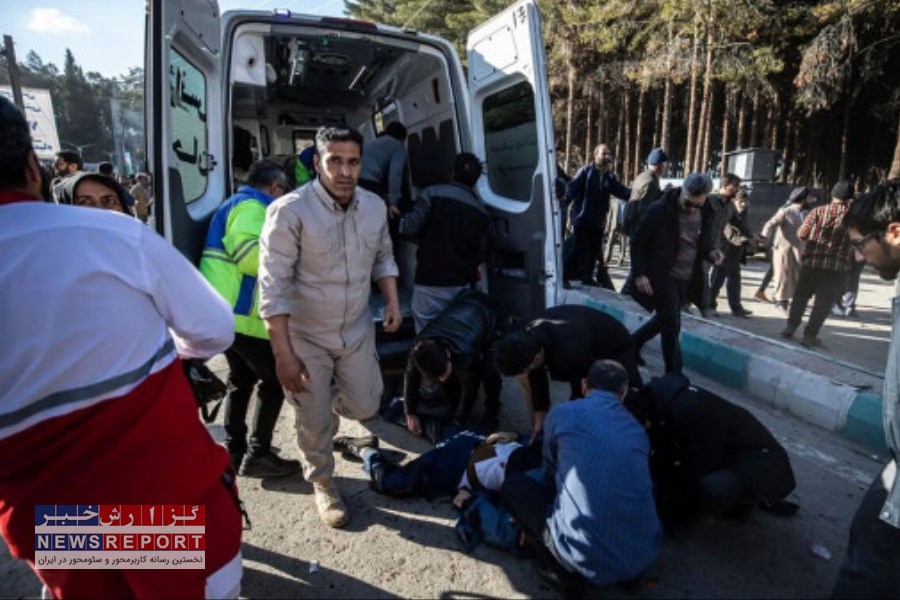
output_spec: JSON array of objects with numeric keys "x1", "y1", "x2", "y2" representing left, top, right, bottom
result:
[{"x1": 0, "y1": 199, "x2": 238, "y2": 597}]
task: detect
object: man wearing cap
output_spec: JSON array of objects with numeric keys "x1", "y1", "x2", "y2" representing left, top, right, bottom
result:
[
  {"x1": 624, "y1": 173, "x2": 723, "y2": 373},
  {"x1": 781, "y1": 180, "x2": 855, "y2": 348},
  {"x1": 831, "y1": 181, "x2": 900, "y2": 597},
  {"x1": 622, "y1": 148, "x2": 668, "y2": 236},
  {"x1": 562, "y1": 143, "x2": 631, "y2": 289}
]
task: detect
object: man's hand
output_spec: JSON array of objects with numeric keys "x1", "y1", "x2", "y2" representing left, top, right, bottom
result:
[
  {"x1": 275, "y1": 353, "x2": 310, "y2": 394},
  {"x1": 531, "y1": 411, "x2": 547, "y2": 437},
  {"x1": 708, "y1": 249, "x2": 724, "y2": 265},
  {"x1": 406, "y1": 414, "x2": 422, "y2": 436},
  {"x1": 388, "y1": 205, "x2": 401, "y2": 220},
  {"x1": 383, "y1": 302, "x2": 402, "y2": 333},
  {"x1": 486, "y1": 432, "x2": 518, "y2": 444},
  {"x1": 635, "y1": 275, "x2": 654, "y2": 296}
]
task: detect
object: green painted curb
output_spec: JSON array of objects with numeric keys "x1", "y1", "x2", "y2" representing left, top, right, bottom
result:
[
  {"x1": 680, "y1": 332, "x2": 749, "y2": 390},
  {"x1": 842, "y1": 392, "x2": 888, "y2": 452},
  {"x1": 584, "y1": 298, "x2": 625, "y2": 322}
]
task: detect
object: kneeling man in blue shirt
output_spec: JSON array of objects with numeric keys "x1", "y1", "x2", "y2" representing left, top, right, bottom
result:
[{"x1": 501, "y1": 359, "x2": 661, "y2": 594}]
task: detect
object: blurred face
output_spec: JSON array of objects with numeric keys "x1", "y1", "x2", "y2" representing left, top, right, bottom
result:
[
  {"x1": 267, "y1": 178, "x2": 289, "y2": 198},
  {"x1": 653, "y1": 161, "x2": 668, "y2": 176},
  {"x1": 74, "y1": 179, "x2": 124, "y2": 213},
  {"x1": 848, "y1": 225, "x2": 900, "y2": 281},
  {"x1": 314, "y1": 140, "x2": 361, "y2": 204},
  {"x1": 54, "y1": 158, "x2": 76, "y2": 177},
  {"x1": 736, "y1": 197, "x2": 748, "y2": 212},
  {"x1": 721, "y1": 181, "x2": 739, "y2": 198},
  {"x1": 683, "y1": 191, "x2": 708, "y2": 209},
  {"x1": 593, "y1": 145, "x2": 612, "y2": 168}
]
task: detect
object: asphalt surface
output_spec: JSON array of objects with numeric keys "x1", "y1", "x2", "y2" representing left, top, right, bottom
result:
[{"x1": 1, "y1": 346, "x2": 886, "y2": 599}]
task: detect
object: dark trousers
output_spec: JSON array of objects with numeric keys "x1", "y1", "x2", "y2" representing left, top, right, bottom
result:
[
  {"x1": 223, "y1": 333, "x2": 285, "y2": 456},
  {"x1": 843, "y1": 260, "x2": 865, "y2": 307},
  {"x1": 832, "y1": 460, "x2": 900, "y2": 598},
  {"x1": 787, "y1": 266, "x2": 846, "y2": 337},
  {"x1": 632, "y1": 278, "x2": 687, "y2": 373},
  {"x1": 564, "y1": 226, "x2": 614, "y2": 289},
  {"x1": 709, "y1": 248, "x2": 746, "y2": 313}
]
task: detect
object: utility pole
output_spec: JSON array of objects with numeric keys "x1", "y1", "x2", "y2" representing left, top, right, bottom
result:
[{"x1": 3, "y1": 35, "x2": 25, "y2": 112}]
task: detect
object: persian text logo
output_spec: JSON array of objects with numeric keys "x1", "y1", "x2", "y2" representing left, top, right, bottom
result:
[{"x1": 35, "y1": 505, "x2": 205, "y2": 569}]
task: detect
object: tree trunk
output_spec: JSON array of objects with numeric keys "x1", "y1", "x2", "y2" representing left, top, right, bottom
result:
[
  {"x1": 684, "y1": 27, "x2": 701, "y2": 173},
  {"x1": 736, "y1": 91, "x2": 747, "y2": 149},
  {"x1": 780, "y1": 117, "x2": 793, "y2": 183},
  {"x1": 839, "y1": 92, "x2": 857, "y2": 181},
  {"x1": 585, "y1": 84, "x2": 594, "y2": 163},
  {"x1": 653, "y1": 94, "x2": 663, "y2": 149},
  {"x1": 660, "y1": 21, "x2": 674, "y2": 153},
  {"x1": 614, "y1": 94, "x2": 625, "y2": 175},
  {"x1": 597, "y1": 86, "x2": 607, "y2": 145},
  {"x1": 700, "y1": 83, "x2": 715, "y2": 174},
  {"x1": 720, "y1": 86, "x2": 732, "y2": 178},
  {"x1": 623, "y1": 85, "x2": 633, "y2": 179},
  {"x1": 633, "y1": 83, "x2": 647, "y2": 181},
  {"x1": 768, "y1": 91, "x2": 779, "y2": 149},
  {"x1": 891, "y1": 112, "x2": 900, "y2": 179},
  {"x1": 789, "y1": 119, "x2": 801, "y2": 184},
  {"x1": 749, "y1": 88, "x2": 760, "y2": 148},
  {"x1": 695, "y1": 22, "x2": 714, "y2": 173},
  {"x1": 564, "y1": 50, "x2": 577, "y2": 173}
]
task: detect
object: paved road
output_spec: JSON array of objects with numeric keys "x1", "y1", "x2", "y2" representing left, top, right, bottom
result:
[{"x1": 1, "y1": 350, "x2": 886, "y2": 599}]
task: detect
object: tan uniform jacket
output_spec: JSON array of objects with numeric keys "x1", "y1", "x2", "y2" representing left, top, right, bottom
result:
[{"x1": 258, "y1": 179, "x2": 398, "y2": 349}]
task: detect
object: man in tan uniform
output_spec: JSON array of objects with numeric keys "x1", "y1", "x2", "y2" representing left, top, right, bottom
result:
[
  {"x1": 130, "y1": 172, "x2": 153, "y2": 224},
  {"x1": 259, "y1": 126, "x2": 402, "y2": 528}
]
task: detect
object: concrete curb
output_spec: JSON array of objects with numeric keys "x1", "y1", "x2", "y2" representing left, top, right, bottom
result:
[{"x1": 562, "y1": 289, "x2": 887, "y2": 452}]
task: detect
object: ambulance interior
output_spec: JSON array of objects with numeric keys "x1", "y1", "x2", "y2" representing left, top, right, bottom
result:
[{"x1": 228, "y1": 25, "x2": 463, "y2": 379}]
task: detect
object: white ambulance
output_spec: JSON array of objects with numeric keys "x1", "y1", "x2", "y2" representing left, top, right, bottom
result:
[{"x1": 145, "y1": 0, "x2": 562, "y2": 376}]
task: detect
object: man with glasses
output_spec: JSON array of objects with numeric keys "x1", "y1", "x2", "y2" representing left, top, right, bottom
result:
[
  {"x1": 200, "y1": 160, "x2": 301, "y2": 479},
  {"x1": 831, "y1": 180, "x2": 900, "y2": 597},
  {"x1": 562, "y1": 143, "x2": 631, "y2": 290},
  {"x1": 781, "y1": 180, "x2": 855, "y2": 348}
]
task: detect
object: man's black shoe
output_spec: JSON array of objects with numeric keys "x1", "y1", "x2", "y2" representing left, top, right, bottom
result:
[
  {"x1": 732, "y1": 308, "x2": 753, "y2": 317},
  {"x1": 239, "y1": 450, "x2": 301, "y2": 479},
  {"x1": 535, "y1": 545, "x2": 584, "y2": 598},
  {"x1": 333, "y1": 434, "x2": 379, "y2": 459}
]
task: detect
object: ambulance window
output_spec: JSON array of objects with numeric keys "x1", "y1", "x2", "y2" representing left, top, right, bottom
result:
[
  {"x1": 482, "y1": 81, "x2": 537, "y2": 203},
  {"x1": 168, "y1": 48, "x2": 208, "y2": 204}
]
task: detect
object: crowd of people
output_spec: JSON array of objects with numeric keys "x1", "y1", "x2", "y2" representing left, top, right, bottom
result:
[
  {"x1": 562, "y1": 142, "x2": 873, "y2": 354},
  {"x1": 1, "y1": 90, "x2": 898, "y2": 599}
]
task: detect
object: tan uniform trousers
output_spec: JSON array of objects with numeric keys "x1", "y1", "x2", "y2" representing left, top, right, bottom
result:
[{"x1": 288, "y1": 328, "x2": 383, "y2": 482}]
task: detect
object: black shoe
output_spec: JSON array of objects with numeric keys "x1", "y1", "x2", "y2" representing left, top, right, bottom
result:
[
  {"x1": 239, "y1": 450, "x2": 301, "y2": 479},
  {"x1": 760, "y1": 499, "x2": 800, "y2": 517},
  {"x1": 535, "y1": 545, "x2": 584, "y2": 598},
  {"x1": 780, "y1": 326, "x2": 796, "y2": 339},
  {"x1": 333, "y1": 435, "x2": 379, "y2": 459},
  {"x1": 732, "y1": 308, "x2": 753, "y2": 317}
]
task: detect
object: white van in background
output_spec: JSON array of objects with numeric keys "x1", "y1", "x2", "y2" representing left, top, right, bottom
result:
[{"x1": 144, "y1": 0, "x2": 561, "y2": 378}]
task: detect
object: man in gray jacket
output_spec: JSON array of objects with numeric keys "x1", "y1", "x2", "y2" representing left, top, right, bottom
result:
[
  {"x1": 832, "y1": 180, "x2": 900, "y2": 597},
  {"x1": 259, "y1": 126, "x2": 401, "y2": 529}
]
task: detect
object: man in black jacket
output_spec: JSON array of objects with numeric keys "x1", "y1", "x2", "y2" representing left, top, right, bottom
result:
[
  {"x1": 403, "y1": 290, "x2": 508, "y2": 436},
  {"x1": 625, "y1": 372, "x2": 797, "y2": 527},
  {"x1": 705, "y1": 174, "x2": 756, "y2": 317},
  {"x1": 494, "y1": 304, "x2": 641, "y2": 435},
  {"x1": 399, "y1": 152, "x2": 491, "y2": 332},
  {"x1": 623, "y1": 173, "x2": 723, "y2": 373}
]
